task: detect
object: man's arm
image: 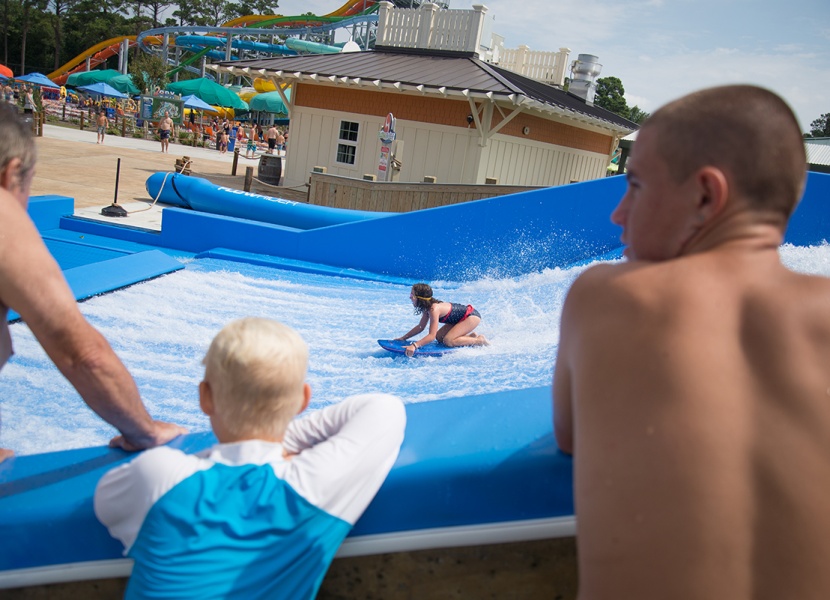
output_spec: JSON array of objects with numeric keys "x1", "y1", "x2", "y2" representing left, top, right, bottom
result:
[{"x1": 0, "y1": 191, "x2": 185, "y2": 449}]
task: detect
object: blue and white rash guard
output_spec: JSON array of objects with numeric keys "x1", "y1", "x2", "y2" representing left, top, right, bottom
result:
[{"x1": 95, "y1": 393, "x2": 406, "y2": 600}]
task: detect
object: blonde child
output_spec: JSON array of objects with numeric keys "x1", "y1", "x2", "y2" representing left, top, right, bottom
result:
[{"x1": 95, "y1": 317, "x2": 406, "y2": 599}]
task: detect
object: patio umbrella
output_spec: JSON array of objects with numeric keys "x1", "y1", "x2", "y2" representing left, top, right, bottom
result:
[
  {"x1": 165, "y1": 78, "x2": 248, "y2": 110},
  {"x1": 0, "y1": 64, "x2": 12, "y2": 78},
  {"x1": 107, "y1": 74, "x2": 141, "y2": 95},
  {"x1": 15, "y1": 72, "x2": 58, "y2": 88},
  {"x1": 181, "y1": 94, "x2": 218, "y2": 112},
  {"x1": 77, "y1": 82, "x2": 127, "y2": 99},
  {"x1": 66, "y1": 69, "x2": 122, "y2": 88},
  {"x1": 249, "y1": 90, "x2": 290, "y2": 114}
]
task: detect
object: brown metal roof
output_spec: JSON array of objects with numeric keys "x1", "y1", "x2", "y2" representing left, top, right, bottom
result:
[{"x1": 217, "y1": 49, "x2": 638, "y2": 133}]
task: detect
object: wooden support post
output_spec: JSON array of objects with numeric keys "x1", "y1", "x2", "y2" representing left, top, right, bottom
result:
[
  {"x1": 232, "y1": 148, "x2": 240, "y2": 176},
  {"x1": 121, "y1": 119, "x2": 126, "y2": 137},
  {"x1": 244, "y1": 166, "x2": 254, "y2": 191},
  {"x1": 79, "y1": 112, "x2": 84, "y2": 131}
]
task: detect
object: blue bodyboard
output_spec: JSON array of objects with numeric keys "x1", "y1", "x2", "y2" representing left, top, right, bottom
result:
[{"x1": 377, "y1": 339, "x2": 456, "y2": 357}]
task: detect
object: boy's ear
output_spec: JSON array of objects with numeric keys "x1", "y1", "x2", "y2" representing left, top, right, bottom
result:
[
  {"x1": 694, "y1": 166, "x2": 729, "y2": 222},
  {"x1": 298, "y1": 383, "x2": 311, "y2": 415},
  {"x1": 199, "y1": 380, "x2": 214, "y2": 416}
]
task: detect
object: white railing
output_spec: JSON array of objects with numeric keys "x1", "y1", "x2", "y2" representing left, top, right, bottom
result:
[
  {"x1": 376, "y1": 1, "x2": 488, "y2": 55},
  {"x1": 496, "y1": 45, "x2": 571, "y2": 87}
]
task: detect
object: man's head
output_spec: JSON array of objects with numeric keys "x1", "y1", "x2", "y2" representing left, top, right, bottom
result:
[
  {"x1": 201, "y1": 318, "x2": 310, "y2": 441},
  {"x1": 645, "y1": 85, "x2": 805, "y2": 215},
  {"x1": 0, "y1": 103, "x2": 37, "y2": 206},
  {"x1": 612, "y1": 85, "x2": 806, "y2": 261}
]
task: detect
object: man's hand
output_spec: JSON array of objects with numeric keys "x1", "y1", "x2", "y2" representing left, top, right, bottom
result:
[{"x1": 109, "y1": 420, "x2": 188, "y2": 452}]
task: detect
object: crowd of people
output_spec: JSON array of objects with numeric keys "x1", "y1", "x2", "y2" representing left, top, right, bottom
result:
[
  {"x1": 179, "y1": 115, "x2": 288, "y2": 157},
  {"x1": 3, "y1": 82, "x2": 829, "y2": 599}
]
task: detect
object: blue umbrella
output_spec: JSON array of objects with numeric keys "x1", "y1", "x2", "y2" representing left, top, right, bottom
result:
[
  {"x1": 181, "y1": 94, "x2": 218, "y2": 112},
  {"x1": 15, "y1": 72, "x2": 58, "y2": 88},
  {"x1": 77, "y1": 82, "x2": 128, "y2": 99}
]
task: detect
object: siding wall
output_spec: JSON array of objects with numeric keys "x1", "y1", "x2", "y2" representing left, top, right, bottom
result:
[
  {"x1": 481, "y1": 136, "x2": 608, "y2": 185},
  {"x1": 283, "y1": 83, "x2": 614, "y2": 188}
]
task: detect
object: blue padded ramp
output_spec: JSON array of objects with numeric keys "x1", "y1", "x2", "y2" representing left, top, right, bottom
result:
[
  {"x1": 0, "y1": 387, "x2": 571, "y2": 573},
  {"x1": 7, "y1": 250, "x2": 183, "y2": 322}
]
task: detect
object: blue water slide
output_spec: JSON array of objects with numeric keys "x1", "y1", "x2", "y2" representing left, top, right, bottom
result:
[
  {"x1": 175, "y1": 35, "x2": 296, "y2": 56},
  {"x1": 136, "y1": 15, "x2": 378, "y2": 56},
  {"x1": 284, "y1": 37, "x2": 342, "y2": 54},
  {"x1": 146, "y1": 172, "x2": 396, "y2": 230}
]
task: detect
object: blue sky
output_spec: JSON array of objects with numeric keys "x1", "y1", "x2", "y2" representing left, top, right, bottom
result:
[{"x1": 277, "y1": 0, "x2": 829, "y2": 132}]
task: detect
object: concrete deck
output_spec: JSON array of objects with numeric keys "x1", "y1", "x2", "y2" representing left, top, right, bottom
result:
[{"x1": 31, "y1": 124, "x2": 299, "y2": 231}]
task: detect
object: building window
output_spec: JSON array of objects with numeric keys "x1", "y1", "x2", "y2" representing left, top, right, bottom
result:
[{"x1": 336, "y1": 120, "x2": 359, "y2": 165}]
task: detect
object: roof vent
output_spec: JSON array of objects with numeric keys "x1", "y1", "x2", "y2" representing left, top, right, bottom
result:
[{"x1": 569, "y1": 54, "x2": 602, "y2": 105}]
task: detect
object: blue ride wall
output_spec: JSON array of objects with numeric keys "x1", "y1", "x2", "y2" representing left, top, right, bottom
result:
[{"x1": 61, "y1": 172, "x2": 830, "y2": 282}]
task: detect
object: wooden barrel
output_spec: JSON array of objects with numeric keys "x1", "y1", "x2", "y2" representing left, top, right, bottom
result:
[{"x1": 258, "y1": 154, "x2": 282, "y2": 185}]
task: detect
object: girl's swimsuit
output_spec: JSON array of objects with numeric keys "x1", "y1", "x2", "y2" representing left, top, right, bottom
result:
[{"x1": 439, "y1": 303, "x2": 479, "y2": 325}]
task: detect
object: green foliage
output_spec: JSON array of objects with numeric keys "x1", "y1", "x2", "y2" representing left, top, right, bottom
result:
[
  {"x1": 627, "y1": 105, "x2": 650, "y2": 124},
  {"x1": 806, "y1": 113, "x2": 830, "y2": 138},
  {"x1": 225, "y1": 0, "x2": 279, "y2": 21},
  {"x1": 593, "y1": 76, "x2": 629, "y2": 118},
  {"x1": 128, "y1": 52, "x2": 166, "y2": 94},
  {"x1": 195, "y1": 0, "x2": 229, "y2": 27}
]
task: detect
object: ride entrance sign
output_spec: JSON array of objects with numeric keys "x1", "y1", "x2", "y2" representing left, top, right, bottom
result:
[{"x1": 377, "y1": 112, "x2": 396, "y2": 182}]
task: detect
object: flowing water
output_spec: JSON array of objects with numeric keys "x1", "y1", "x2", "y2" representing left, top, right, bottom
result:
[{"x1": 3, "y1": 243, "x2": 830, "y2": 456}]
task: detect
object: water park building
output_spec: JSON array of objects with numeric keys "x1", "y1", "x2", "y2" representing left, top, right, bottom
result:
[{"x1": 216, "y1": 2, "x2": 637, "y2": 189}]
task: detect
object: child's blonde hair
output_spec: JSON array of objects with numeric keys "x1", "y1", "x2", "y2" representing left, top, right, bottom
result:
[{"x1": 203, "y1": 318, "x2": 308, "y2": 439}]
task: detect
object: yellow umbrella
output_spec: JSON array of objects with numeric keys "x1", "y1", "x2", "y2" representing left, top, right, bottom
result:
[{"x1": 253, "y1": 77, "x2": 277, "y2": 93}]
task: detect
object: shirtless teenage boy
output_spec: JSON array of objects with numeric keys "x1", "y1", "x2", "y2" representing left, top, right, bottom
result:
[
  {"x1": 96, "y1": 111, "x2": 108, "y2": 144},
  {"x1": 554, "y1": 85, "x2": 830, "y2": 600},
  {"x1": 159, "y1": 111, "x2": 173, "y2": 153}
]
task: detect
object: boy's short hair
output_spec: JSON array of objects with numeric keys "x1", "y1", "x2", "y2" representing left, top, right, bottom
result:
[
  {"x1": 643, "y1": 85, "x2": 806, "y2": 217},
  {"x1": 203, "y1": 318, "x2": 308, "y2": 439}
]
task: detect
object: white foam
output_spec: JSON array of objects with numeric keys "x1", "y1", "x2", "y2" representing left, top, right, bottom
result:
[{"x1": 2, "y1": 247, "x2": 827, "y2": 455}]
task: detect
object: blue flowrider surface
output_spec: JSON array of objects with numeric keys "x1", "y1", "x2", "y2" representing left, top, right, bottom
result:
[
  {"x1": 378, "y1": 338, "x2": 459, "y2": 357},
  {"x1": 0, "y1": 387, "x2": 572, "y2": 575},
  {"x1": 7, "y1": 250, "x2": 184, "y2": 322}
]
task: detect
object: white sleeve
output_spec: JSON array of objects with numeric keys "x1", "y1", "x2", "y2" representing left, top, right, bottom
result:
[
  {"x1": 93, "y1": 447, "x2": 207, "y2": 553},
  {"x1": 280, "y1": 393, "x2": 406, "y2": 525}
]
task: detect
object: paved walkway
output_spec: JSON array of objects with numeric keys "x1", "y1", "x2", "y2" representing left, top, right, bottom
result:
[{"x1": 30, "y1": 124, "x2": 293, "y2": 229}]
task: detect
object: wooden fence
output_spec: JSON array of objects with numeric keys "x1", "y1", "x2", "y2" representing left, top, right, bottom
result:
[
  {"x1": 497, "y1": 46, "x2": 571, "y2": 87},
  {"x1": 307, "y1": 172, "x2": 541, "y2": 212},
  {"x1": 376, "y1": 1, "x2": 488, "y2": 54}
]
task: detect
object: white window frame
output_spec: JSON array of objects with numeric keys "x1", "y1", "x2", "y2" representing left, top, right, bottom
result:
[{"x1": 336, "y1": 120, "x2": 359, "y2": 165}]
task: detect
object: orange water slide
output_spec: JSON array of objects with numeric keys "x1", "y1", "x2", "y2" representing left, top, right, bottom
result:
[{"x1": 48, "y1": 35, "x2": 166, "y2": 85}]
